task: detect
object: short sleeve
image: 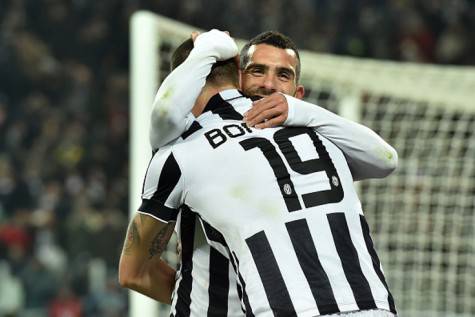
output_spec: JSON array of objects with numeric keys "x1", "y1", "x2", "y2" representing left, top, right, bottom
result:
[{"x1": 139, "y1": 147, "x2": 184, "y2": 222}]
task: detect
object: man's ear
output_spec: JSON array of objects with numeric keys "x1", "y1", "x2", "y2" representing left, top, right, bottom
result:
[{"x1": 295, "y1": 85, "x2": 305, "y2": 99}]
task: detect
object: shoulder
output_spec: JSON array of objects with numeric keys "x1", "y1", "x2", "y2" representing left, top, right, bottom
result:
[
  {"x1": 180, "y1": 120, "x2": 203, "y2": 140},
  {"x1": 147, "y1": 146, "x2": 180, "y2": 176}
]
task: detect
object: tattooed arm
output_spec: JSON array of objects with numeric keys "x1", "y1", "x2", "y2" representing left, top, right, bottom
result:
[{"x1": 118, "y1": 213, "x2": 176, "y2": 304}]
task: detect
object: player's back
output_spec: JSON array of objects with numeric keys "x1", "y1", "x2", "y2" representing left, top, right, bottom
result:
[
  {"x1": 170, "y1": 90, "x2": 396, "y2": 316},
  {"x1": 174, "y1": 114, "x2": 361, "y2": 246},
  {"x1": 170, "y1": 209, "x2": 244, "y2": 317}
]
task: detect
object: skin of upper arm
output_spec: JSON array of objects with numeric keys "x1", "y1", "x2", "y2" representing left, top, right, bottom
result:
[{"x1": 119, "y1": 213, "x2": 176, "y2": 285}]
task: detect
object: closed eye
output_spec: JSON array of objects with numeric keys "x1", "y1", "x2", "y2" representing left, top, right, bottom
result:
[{"x1": 278, "y1": 69, "x2": 294, "y2": 81}]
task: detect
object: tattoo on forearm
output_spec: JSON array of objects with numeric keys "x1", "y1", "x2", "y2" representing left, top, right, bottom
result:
[
  {"x1": 149, "y1": 223, "x2": 174, "y2": 259},
  {"x1": 123, "y1": 220, "x2": 141, "y2": 255}
]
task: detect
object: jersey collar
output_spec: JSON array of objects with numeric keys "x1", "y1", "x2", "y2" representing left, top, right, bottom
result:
[
  {"x1": 219, "y1": 88, "x2": 244, "y2": 101},
  {"x1": 202, "y1": 89, "x2": 245, "y2": 114}
]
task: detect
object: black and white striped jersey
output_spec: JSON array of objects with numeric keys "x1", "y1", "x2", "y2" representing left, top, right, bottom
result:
[
  {"x1": 140, "y1": 89, "x2": 397, "y2": 316},
  {"x1": 169, "y1": 208, "x2": 244, "y2": 317}
]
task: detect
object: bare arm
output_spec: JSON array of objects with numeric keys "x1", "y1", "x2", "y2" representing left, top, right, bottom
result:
[{"x1": 118, "y1": 213, "x2": 176, "y2": 304}]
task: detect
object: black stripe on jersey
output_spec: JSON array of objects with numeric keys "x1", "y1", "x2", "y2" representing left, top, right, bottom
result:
[
  {"x1": 327, "y1": 213, "x2": 378, "y2": 311},
  {"x1": 153, "y1": 153, "x2": 181, "y2": 200},
  {"x1": 238, "y1": 272, "x2": 254, "y2": 317},
  {"x1": 202, "y1": 93, "x2": 243, "y2": 120},
  {"x1": 360, "y1": 215, "x2": 397, "y2": 314},
  {"x1": 231, "y1": 252, "x2": 254, "y2": 317},
  {"x1": 181, "y1": 121, "x2": 203, "y2": 140},
  {"x1": 175, "y1": 207, "x2": 196, "y2": 317},
  {"x1": 201, "y1": 219, "x2": 228, "y2": 247},
  {"x1": 202, "y1": 221, "x2": 250, "y2": 315},
  {"x1": 227, "y1": 256, "x2": 246, "y2": 314},
  {"x1": 138, "y1": 198, "x2": 179, "y2": 221},
  {"x1": 208, "y1": 247, "x2": 229, "y2": 317},
  {"x1": 214, "y1": 107, "x2": 244, "y2": 120},
  {"x1": 246, "y1": 231, "x2": 297, "y2": 317},
  {"x1": 286, "y1": 219, "x2": 340, "y2": 315}
]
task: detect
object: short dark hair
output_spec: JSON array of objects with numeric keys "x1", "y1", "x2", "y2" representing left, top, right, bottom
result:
[
  {"x1": 171, "y1": 38, "x2": 239, "y2": 87},
  {"x1": 171, "y1": 38, "x2": 194, "y2": 70},
  {"x1": 240, "y1": 31, "x2": 301, "y2": 81}
]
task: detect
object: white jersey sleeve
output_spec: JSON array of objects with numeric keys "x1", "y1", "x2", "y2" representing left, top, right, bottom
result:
[
  {"x1": 149, "y1": 30, "x2": 238, "y2": 150},
  {"x1": 138, "y1": 147, "x2": 185, "y2": 223},
  {"x1": 284, "y1": 94, "x2": 398, "y2": 181}
]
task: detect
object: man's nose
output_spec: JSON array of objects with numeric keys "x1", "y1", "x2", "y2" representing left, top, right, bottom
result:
[{"x1": 262, "y1": 73, "x2": 277, "y2": 90}]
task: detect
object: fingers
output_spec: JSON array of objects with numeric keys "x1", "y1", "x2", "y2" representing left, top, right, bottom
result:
[
  {"x1": 254, "y1": 115, "x2": 287, "y2": 129},
  {"x1": 245, "y1": 97, "x2": 279, "y2": 122},
  {"x1": 245, "y1": 108, "x2": 283, "y2": 127},
  {"x1": 244, "y1": 93, "x2": 288, "y2": 128},
  {"x1": 191, "y1": 31, "x2": 200, "y2": 42}
]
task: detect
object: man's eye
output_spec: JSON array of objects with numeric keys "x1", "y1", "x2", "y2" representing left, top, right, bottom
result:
[
  {"x1": 250, "y1": 68, "x2": 264, "y2": 75},
  {"x1": 279, "y1": 72, "x2": 291, "y2": 80}
]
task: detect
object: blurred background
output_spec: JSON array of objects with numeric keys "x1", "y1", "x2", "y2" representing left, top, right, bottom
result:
[{"x1": 0, "y1": 0, "x2": 474, "y2": 316}]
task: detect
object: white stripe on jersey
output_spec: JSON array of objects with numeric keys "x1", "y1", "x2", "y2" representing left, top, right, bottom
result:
[
  {"x1": 170, "y1": 211, "x2": 244, "y2": 317},
  {"x1": 306, "y1": 213, "x2": 359, "y2": 313},
  {"x1": 189, "y1": 218, "x2": 211, "y2": 316},
  {"x1": 266, "y1": 224, "x2": 320, "y2": 316},
  {"x1": 197, "y1": 218, "x2": 248, "y2": 315},
  {"x1": 141, "y1": 147, "x2": 171, "y2": 199},
  {"x1": 345, "y1": 212, "x2": 392, "y2": 311}
]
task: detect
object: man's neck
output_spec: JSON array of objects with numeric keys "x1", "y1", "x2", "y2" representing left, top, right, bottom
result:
[{"x1": 192, "y1": 84, "x2": 238, "y2": 117}]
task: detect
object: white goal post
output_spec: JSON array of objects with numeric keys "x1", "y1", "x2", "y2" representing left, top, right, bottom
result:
[{"x1": 130, "y1": 10, "x2": 475, "y2": 317}]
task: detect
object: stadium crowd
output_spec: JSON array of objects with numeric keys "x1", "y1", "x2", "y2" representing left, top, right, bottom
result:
[{"x1": 0, "y1": 0, "x2": 473, "y2": 316}]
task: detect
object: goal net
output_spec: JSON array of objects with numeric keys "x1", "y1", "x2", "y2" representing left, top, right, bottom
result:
[{"x1": 130, "y1": 11, "x2": 475, "y2": 317}]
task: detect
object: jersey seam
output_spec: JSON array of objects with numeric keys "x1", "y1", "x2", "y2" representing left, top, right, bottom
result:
[{"x1": 136, "y1": 210, "x2": 177, "y2": 224}]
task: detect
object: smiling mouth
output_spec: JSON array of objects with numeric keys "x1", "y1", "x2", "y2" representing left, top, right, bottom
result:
[{"x1": 254, "y1": 89, "x2": 275, "y2": 97}]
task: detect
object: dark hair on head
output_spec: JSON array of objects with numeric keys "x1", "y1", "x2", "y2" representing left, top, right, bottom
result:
[
  {"x1": 171, "y1": 38, "x2": 194, "y2": 70},
  {"x1": 240, "y1": 31, "x2": 301, "y2": 81},
  {"x1": 171, "y1": 38, "x2": 239, "y2": 87}
]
